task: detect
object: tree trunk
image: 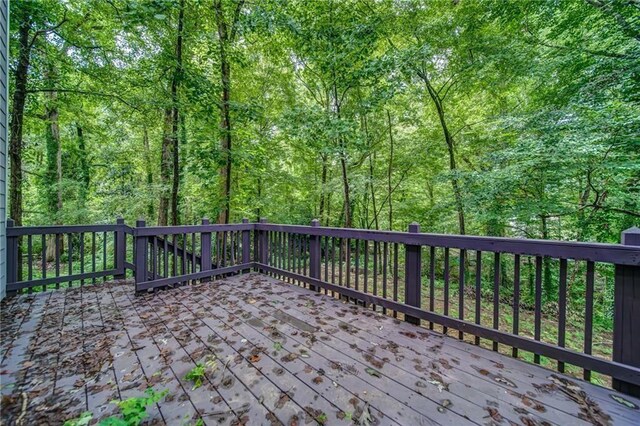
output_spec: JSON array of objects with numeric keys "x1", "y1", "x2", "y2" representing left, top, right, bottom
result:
[
  {"x1": 332, "y1": 83, "x2": 351, "y2": 229},
  {"x1": 44, "y1": 65, "x2": 61, "y2": 223},
  {"x1": 420, "y1": 72, "x2": 466, "y2": 235},
  {"x1": 143, "y1": 126, "x2": 154, "y2": 220},
  {"x1": 44, "y1": 75, "x2": 62, "y2": 261},
  {"x1": 364, "y1": 115, "x2": 379, "y2": 230},
  {"x1": 387, "y1": 110, "x2": 394, "y2": 231},
  {"x1": 158, "y1": 108, "x2": 173, "y2": 226},
  {"x1": 9, "y1": 13, "x2": 33, "y2": 225},
  {"x1": 319, "y1": 154, "x2": 328, "y2": 224},
  {"x1": 215, "y1": 0, "x2": 233, "y2": 224},
  {"x1": 76, "y1": 125, "x2": 90, "y2": 210},
  {"x1": 171, "y1": 0, "x2": 185, "y2": 226}
]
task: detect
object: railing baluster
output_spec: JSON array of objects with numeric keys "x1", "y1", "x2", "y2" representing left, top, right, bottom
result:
[
  {"x1": 220, "y1": 231, "x2": 226, "y2": 268},
  {"x1": 303, "y1": 234, "x2": 308, "y2": 279},
  {"x1": 181, "y1": 232, "x2": 187, "y2": 277},
  {"x1": 92, "y1": 232, "x2": 96, "y2": 285},
  {"x1": 354, "y1": 239, "x2": 360, "y2": 292},
  {"x1": 373, "y1": 240, "x2": 378, "y2": 309},
  {"x1": 474, "y1": 250, "x2": 481, "y2": 345},
  {"x1": 55, "y1": 234, "x2": 61, "y2": 288},
  {"x1": 443, "y1": 247, "x2": 450, "y2": 334},
  {"x1": 152, "y1": 236, "x2": 158, "y2": 280},
  {"x1": 344, "y1": 238, "x2": 355, "y2": 292},
  {"x1": 430, "y1": 246, "x2": 436, "y2": 330},
  {"x1": 534, "y1": 256, "x2": 543, "y2": 364},
  {"x1": 102, "y1": 231, "x2": 107, "y2": 282},
  {"x1": 383, "y1": 241, "x2": 388, "y2": 315},
  {"x1": 338, "y1": 237, "x2": 343, "y2": 291},
  {"x1": 512, "y1": 254, "x2": 520, "y2": 358},
  {"x1": 27, "y1": 235, "x2": 33, "y2": 282},
  {"x1": 68, "y1": 234, "x2": 73, "y2": 287},
  {"x1": 192, "y1": 232, "x2": 197, "y2": 274},
  {"x1": 393, "y1": 242, "x2": 398, "y2": 318},
  {"x1": 80, "y1": 232, "x2": 85, "y2": 287},
  {"x1": 584, "y1": 261, "x2": 595, "y2": 381},
  {"x1": 364, "y1": 240, "x2": 369, "y2": 296},
  {"x1": 323, "y1": 236, "x2": 328, "y2": 294},
  {"x1": 458, "y1": 249, "x2": 465, "y2": 340},
  {"x1": 41, "y1": 234, "x2": 47, "y2": 291},
  {"x1": 558, "y1": 258, "x2": 568, "y2": 372},
  {"x1": 163, "y1": 234, "x2": 169, "y2": 279},
  {"x1": 172, "y1": 234, "x2": 178, "y2": 277},
  {"x1": 492, "y1": 252, "x2": 500, "y2": 351},
  {"x1": 331, "y1": 237, "x2": 336, "y2": 297}
]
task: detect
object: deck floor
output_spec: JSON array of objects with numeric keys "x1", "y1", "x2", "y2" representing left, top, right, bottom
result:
[{"x1": 1, "y1": 273, "x2": 639, "y2": 425}]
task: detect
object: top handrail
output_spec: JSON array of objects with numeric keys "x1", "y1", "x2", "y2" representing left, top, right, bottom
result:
[
  {"x1": 257, "y1": 223, "x2": 640, "y2": 266},
  {"x1": 7, "y1": 219, "x2": 640, "y2": 265}
]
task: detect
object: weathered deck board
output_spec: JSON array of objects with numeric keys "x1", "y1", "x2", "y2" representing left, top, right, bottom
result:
[
  {"x1": 1, "y1": 273, "x2": 639, "y2": 425},
  {"x1": 247, "y1": 273, "x2": 640, "y2": 423}
]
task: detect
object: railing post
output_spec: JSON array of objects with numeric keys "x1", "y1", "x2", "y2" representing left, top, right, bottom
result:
[
  {"x1": 258, "y1": 218, "x2": 268, "y2": 269},
  {"x1": 242, "y1": 218, "x2": 251, "y2": 272},
  {"x1": 201, "y1": 218, "x2": 212, "y2": 281},
  {"x1": 6, "y1": 219, "x2": 18, "y2": 297},
  {"x1": 613, "y1": 226, "x2": 640, "y2": 397},
  {"x1": 404, "y1": 222, "x2": 421, "y2": 325},
  {"x1": 309, "y1": 219, "x2": 320, "y2": 292},
  {"x1": 134, "y1": 219, "x2": 148, "y2": 291},
  {"x1": 114, "y1": 217, "x2": 126, "y2": 279}
]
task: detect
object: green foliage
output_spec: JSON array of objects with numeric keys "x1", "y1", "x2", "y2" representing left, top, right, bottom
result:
[
  {"x1": 63, "y1": 388, "x2": 167, "y2": 426},
  {"x1": 63, "y1": 412, "x2": 93, "y2": 426},
  {"x1": 105, "y1": 388, "x2": 168, "y2": 426},
  {"x1": 185, "y1": 364, "x2": 207, "y2": 390}
]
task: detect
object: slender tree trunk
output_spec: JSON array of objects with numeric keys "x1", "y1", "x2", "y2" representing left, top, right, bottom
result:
[
  {"x1": 215, "y1": 0, "x2": 233, "y2": 224},
  {"x1": 420, "y1": 72, "x2": 466, "y2": 234},
  {"x1": 44, "y1": 66, "x2": 61, "y2": 223},
  {"x1": 44, "y1": 73, "x2": 62, "y2": 261},
  {"x1": 158, "y1": 108, "x2": 173, "y2": 226},
  {"x1": 171, "y1": 0, "x2": 185, "y2": 226},
  {"x1": 364, "y1": 115, "x2": 379, "y2": 230},
  {"x1": 143, "y1": 127, "x2": 154, "y2": 220},
  {"x1": 387, "y1": 110, "x2": 394, "y2": 230},
  {"x1": 9, "y1": 13, "x2": 33, "y2": 225},
  {"x1": 319, "y1": 154, "x2": 328, "y2": 223},
  {"x1": 76, "y1": 125, "x2": 90, "y2": 210},
  {"x1": 332, "y1": 83, "x2": 351, "y2": 229},
  {"x1": 256, "y1": 175, "x2": 262, "y2": 221}
]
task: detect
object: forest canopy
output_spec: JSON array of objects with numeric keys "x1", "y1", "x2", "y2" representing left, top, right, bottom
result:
[{"x1": 8, "y1": 0, "x2": 640, "y2": 243}]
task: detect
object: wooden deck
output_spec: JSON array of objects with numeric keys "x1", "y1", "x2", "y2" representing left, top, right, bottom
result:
[{"x1": 1, "y1": 273, "x2": 639, "y2": 425}]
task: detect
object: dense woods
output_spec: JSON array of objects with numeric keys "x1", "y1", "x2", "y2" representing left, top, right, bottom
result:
[{"x1": 8, "y1": 0, "x2": 639, "y2": 240}]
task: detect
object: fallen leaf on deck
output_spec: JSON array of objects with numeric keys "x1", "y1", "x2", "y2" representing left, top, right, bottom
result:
[{"x1": 365, "y1": 368, "x2": 381, "y2": 378}]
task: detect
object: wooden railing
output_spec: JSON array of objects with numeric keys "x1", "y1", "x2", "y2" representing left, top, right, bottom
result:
[{"x1": 5, "y1": 218, "x2": 640, "y2": 397}]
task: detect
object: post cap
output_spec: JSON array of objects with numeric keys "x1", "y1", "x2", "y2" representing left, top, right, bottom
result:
[
  {"x1": 242, "y1": 218, "x2": 249, "y2": 223},
  {"x1": 136, "y1": 218, "x2": 146, "y2": 227},
  {"x1": 7, "y1": 218, "x2": 14, "y2": 227},
  {"x1": 202, "y1": 217, "x2": 210, "y2": 225},
  {"x1": 622, "y1": 226, "x2": 640, "y2": 246},
  {"x1": 259, "y1": 217, "x2": 268, "y2": 223},
  {"x1": 116, "y1": 216, "x2": 125, "y2": 224},
  {"x1": 408, "y1": 222, "x2": 420, "y2": 233},
  {"x1": 311, "y1": 219, "x2": 320, "y2": 227}
]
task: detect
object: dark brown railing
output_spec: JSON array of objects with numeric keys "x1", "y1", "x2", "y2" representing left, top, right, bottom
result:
[{"x1": 5, "y1": 218, "x2": 640, "y2": 397}]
